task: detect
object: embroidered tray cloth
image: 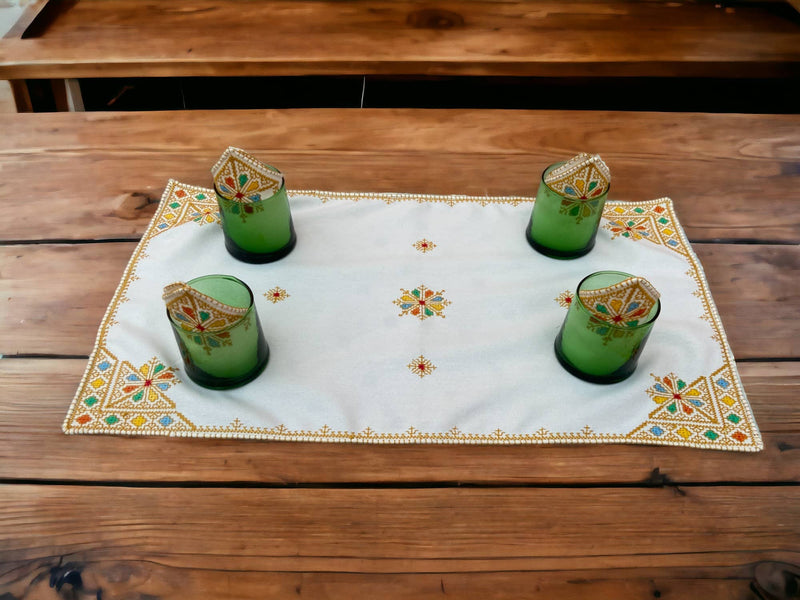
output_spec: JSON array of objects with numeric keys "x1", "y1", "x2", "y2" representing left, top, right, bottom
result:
[{"x1": 64, "y1": 182, "x2": 762, "y2": 451}]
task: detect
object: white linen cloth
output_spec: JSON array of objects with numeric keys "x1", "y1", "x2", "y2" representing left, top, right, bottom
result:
[{"x1": 64, "y1": 182, "x2": 762, "y2": 451}]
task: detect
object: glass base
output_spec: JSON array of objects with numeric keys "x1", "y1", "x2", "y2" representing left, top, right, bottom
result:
[
  {"x1": 553, "y1": 331, "x2": 636, "y2": 385},
  {"x1": 224, "y1": 221, "x2": 297, "y2": 264},
  {"x1": 525, "y1": 216, "x2": 594, "y2": 259},
  {"x1": 182, "y1": 330, "x2": 270, "y2": 390}
]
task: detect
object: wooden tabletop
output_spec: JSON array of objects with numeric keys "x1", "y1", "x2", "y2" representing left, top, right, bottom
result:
[
  {"x1": 0, "y1": 108, "x2": 798, "y2": 598},
  {"x1": 1, "y1": 0, "x2": 799, "y2": 79}
]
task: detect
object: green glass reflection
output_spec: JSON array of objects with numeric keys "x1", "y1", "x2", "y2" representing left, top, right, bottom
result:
[
  {"x1": 168, "y1": 275, "x2": 269, "y2": 390},
  {"x1": 526, "y1": 162, "x2": 609, "y2": 259},
  {"x1": 554, "y1": 271, "x2": 660, "y2": 384},
  {"x1": 216, "y1": 175, "x2": 297, "y2": 264}
]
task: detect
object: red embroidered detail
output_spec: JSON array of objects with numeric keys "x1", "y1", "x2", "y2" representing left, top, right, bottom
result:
[{"x1": 264, "y1": 287, "x2": 290, "y2": 304}]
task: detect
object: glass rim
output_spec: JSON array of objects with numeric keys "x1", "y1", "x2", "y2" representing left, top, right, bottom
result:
[
  {"x1": 541, "y1": 160, "x2": 611, "y2": 199},
  {"x1": 573, "y1": 270, "x2": 661, "y2": 330},
  {"x1": 166, "y1": 274, "x2": 255, "y2": 333},
  {"x1": 214, "y1": 165, "x2": 285, "y2": 204}
]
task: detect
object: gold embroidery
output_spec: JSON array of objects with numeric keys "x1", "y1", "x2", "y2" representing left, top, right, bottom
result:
[
  {"x1": 555, "y1": 290, "x2": 574, "y2": 308},
  {"x1": 603, "y1": 201, "x2": 688, "y2": 257},
  {"x1": 211, "y1": 146, "x2": 282, "y2": 203},
  {"x1": 413, "y1": 238, "x2": 437, "y2": 253},
  {"x1": 264, "y1": 287, "x2": 290, "y2": 304},
  {"x1": 67, "y1": 347, "x2": 195, "y2": 434},
  {"x1": 544, "y1": 153, "x2": 611, "y2": 200},
  {"x1": 578, "y1": 276, "x2": 660, "y2": 327},
  {"x1": 408, "y1": 355, "x2": 436, "y2": 378},
  {"x1": 64, "y1": 186, "x2": 761, "y2": 451},
  {"x1": 151, "y1": 180, "x2": 220, "y2": 237}
]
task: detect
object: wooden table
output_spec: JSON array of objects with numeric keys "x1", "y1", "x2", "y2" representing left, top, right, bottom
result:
[{"x1": 1, "y1": 109, "x2": 798, "y2": 598}]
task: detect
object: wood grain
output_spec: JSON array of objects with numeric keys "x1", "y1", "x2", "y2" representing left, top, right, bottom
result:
[
  {"x1": 0, "y1": 359, "x2": 796, "y2": 484},
  {"x1": 0, "y1": 560, "x2": 782, "y2": 599},
  {"x1": 2, "y1": 242, "x2": 796, "y2": 358},
  {"x1": 0, "y1": 485, "x2": 798, "y2": 569},
  {"x1": 0, "y1": 109, "x2": 798, "y2": 242},
  {"x1": 0, "y1": 1, "x2": 798, "y2": 78}
]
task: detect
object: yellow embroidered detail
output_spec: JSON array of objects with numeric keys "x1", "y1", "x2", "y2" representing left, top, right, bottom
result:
[
  {"x1": 408, "y1": 355, "x2": 436, "y2": 378},
  {"x1": 151, "y1": 181, "x2": 220, "y2": 237},
  {"x1": 67, "y1": 347, "x2": 195, "y2": 433},
  {"x1": 413, "y1": 238, "x2": 437, "y2": 253},
  {"x1": 163, "y1": 282, "x2": 247, "y2": 333},
  {"x1": 628, "y1": 365, "x2": 758, "y2": 447},
  {"x1": 264, "y1": 286, "x2": 290, "y2": 304},
  {"x1": 211, "y1": 146, "x2": 282, "y2": 203},
  {"x1": 544, "y1": 153, "x2": 611, "y2": 200},
  {"x1": 555, "y1": 290, "x2": 574, "y2": 308},
  {"x1": 602, "y1": 200, "x2": 687, "y2": 257},
  {"x1": 578, "y1": 276, "x2": 660, "y2": 327},
  {"x1": 394, "y1": 285, "x2": 451, "y2": 320}
]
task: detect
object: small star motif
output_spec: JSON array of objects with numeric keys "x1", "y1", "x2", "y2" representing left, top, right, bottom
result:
[
  {"x1": 413, "y1": 238, "x2": 437, "y2": 253},
  {"x1": 264, "y1": 287, "x2": 290, "y2": 304},
  {"x1": 407, "y1": 355, "x2": 436, "y2": 378},
  {"x1": 555, "y1": 290, "x2": 573, "y2": 308}
]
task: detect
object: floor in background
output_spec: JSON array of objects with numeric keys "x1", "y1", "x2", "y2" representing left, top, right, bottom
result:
[{"x1": 0, "y1": 81, "x2": 15, "y2": 113}]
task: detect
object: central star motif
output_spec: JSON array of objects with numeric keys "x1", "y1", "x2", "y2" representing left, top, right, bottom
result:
[{"x1": 394, "y1": 285, "x2": 451, "y2": 320}]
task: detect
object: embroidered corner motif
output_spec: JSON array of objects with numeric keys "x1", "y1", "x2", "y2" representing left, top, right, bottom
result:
[
  {"x1": 578, "y1": 276, "x2": 660, "y2": 328},
  {"x1": 545, "y1": 153, "x2": 610, "y2": 200},
  {"x1": 408, "y1": 355, "x2": 436, "y2": 378},
  {"x1": 151, "y1": 180, "x2": 220, "y2": 238},
  {"x1": 211, "y1": 146, "x2": 282, "y2": 203},
  {"x1": 264, "y1": 287, "x2": 290, "y2": 304},
  {"x1": 413, "y1": 238, "x2": 437, "y2": 253},
  {"x1": 628, "y1": 366, "x2": 758, "y2": 449},
  {"x1": 603, "y1": 201, "x2": 687, "y2": 257},
  {"x1": 394, "y1": 285, "x2": 451, "y2": 320},
  {"x1": 66, "y1": 348, "x2": 195, "y2": 433},
  {"x1": 163, "y1": 282, "x2": 249, "y2": 354}
]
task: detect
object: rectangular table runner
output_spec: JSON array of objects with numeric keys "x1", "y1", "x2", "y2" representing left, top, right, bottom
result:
[{"x1": 64, "y1": 182, "x2": 762, "y2": 451}]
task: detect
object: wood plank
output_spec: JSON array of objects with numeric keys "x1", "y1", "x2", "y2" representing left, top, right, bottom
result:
[
  {"x1": 0, "y1": 110, "x2": 798, "y2": 242},
  {"x1": 0, "y1": 359, "x2": 796, "y2": 484},
  {"x1": 0, "y1": 1, "x2": 798, "y2": 79},
  {"x1": 0, "y1": 560, "x2": 783, "y2": 599},
  {"x1": 0, "y1": 485, "x2": 798, "y2": 571},
  {"x1": 2, "y1": 242, "x2": 796, "y2": 359}
]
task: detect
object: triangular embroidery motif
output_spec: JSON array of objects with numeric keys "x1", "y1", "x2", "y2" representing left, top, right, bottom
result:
[
  {"x1": 544, "y1": 153, "x2": 610, "y2": 200},
  {"x1": 578, "y1": 276, "x2": 660, "y2": 327},
  {"x1": 163, "y1": 282, "x2": 248, "y2": 333},
  {"x1": 68, "y1": 348, "x2": 195, "y2": 433},
  {"x1": 628, "y1": 366, "x2": 756, "y2": 448},
  {"x1": 602, "y1": 202, "x2": 688, "y2": 257},
  {"x1": 211, "y1": 146, "x2": 282, "y2": 203},
  {"x1": 151, "y1": 180, "x2": 220, "y2": 237}
]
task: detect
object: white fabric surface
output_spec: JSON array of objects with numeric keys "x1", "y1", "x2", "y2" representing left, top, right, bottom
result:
[{"x1": 64, "y1": 183, "x2": 762, "y2": 451}]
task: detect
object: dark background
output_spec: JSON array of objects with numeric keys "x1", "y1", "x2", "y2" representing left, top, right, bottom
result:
[{"x1": 24, "y1": 74, "x2": 798, "y2": 114}]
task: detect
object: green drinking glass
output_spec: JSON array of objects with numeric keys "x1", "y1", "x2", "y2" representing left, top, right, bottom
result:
[
  {"x1": 526, "y1": 162, "x2": 610, "y2": 259},
  {"x1": 216, "y1": 171, "x2": 297, "y2": 264},
  {"x1": 554, "y1": 271, "x2": 660, "y2": 384},
  {"x1": 167, "y1": 275, "x2": 269, "y2": 390}
]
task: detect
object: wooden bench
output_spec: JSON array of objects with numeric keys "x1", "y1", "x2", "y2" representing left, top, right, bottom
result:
[{"x1": 2, "y1": 0, "x2": 799, "y2": 111}]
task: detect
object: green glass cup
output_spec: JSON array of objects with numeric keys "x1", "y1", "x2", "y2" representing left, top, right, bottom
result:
[
  {"x1": 215, "y1": 171, "x2": 297, "y2": 264},
  {"x1": 526, "y1": 162, "x2": 609, "y2": 259},
  {"x1": 167, "y1": 275, "x2": 269, "y2": 390},
  {"x1": 554, "y1": 271, "x2": 660, "y2": 384}
]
